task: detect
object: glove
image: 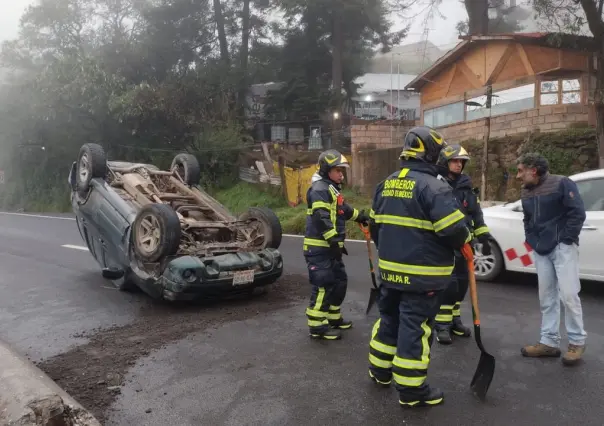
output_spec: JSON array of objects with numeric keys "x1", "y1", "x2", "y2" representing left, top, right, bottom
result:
[
  {"x1": 477, "y1": 235, "x2": 491, "y2": 256},
  {"x1": 357, "y1": 209, "x2": 370, "y2": 226},
  {"x1": 330, "y1": 242, "x2": 343, "y2": 260}
]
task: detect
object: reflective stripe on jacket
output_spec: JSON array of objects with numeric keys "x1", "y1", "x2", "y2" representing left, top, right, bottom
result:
[
  {"x1": 304, "y1": 177, "x2": 359, "y2": 256},
  {"x1": 369, "y1": 161, "x2": 471, "y2": 292}
]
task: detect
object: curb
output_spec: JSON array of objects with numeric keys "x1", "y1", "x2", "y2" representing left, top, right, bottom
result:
[{"x1": 0, "y1": 339, "x2": 101, "y2": 426}]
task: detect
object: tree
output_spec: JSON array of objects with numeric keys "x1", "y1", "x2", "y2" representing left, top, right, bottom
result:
[
  {"x1": 457, "y1": 0, "x2": 531, "y2": 36},
  {"x1": 272, "y1": 0, "x2": 409, "y2": 146},
  {"x1": 529, "y1": 0, "x2": 604, "y2": 166}
]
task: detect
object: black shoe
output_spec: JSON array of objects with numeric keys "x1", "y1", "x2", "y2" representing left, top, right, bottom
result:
[
  {"x1": 329, "y1": 318, "x2": 353, "y2": 330},
  {"x1": 368, "y1": 370, "x2": 391, "y2": 387},
  {"x1": 435, "y1": 324, "x2": 453, "y2": 345},
  {"x1": 452, "y1": 317, "x2": 471, "y2": 337},
  {"x1": 399, "y1": 388, "x2": 444, "y2": 407},
  {"x1": 310, "y1": 328, "x2": 342, "y2": 340}
]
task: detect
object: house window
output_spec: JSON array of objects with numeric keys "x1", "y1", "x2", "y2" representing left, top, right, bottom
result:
[
  {"x1": 539, "y1": 78, "x2": 581, "y2": 105},
  {"x1": 466, "y1": 83, "x2": 535, "y2": 120},
  {"x1": 562, "y1": 79, "x2": 581, "y2": 104},
  {"x1": 540, "y1": 80, "x2": 559, "y2": 105},
  {"x1": 423, "y1": 101, "x2": 464, "y2": 128}
]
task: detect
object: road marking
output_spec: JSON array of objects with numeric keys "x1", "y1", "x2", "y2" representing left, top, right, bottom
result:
[
  {"x1": 0, "y1": 212, "x2": 76, "y2": 220},
  {"x1": 62, "y1": 244, "x2": 89, "y2": 251},
  {"x1": 0, "y1": 211, "x2": 371, "y2": 244}
]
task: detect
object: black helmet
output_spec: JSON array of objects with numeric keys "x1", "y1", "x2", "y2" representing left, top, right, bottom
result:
[
  {"x1": 400, "y1": 126, "x2": 448, "y2": 164},
  {"x1": 436, "y1": 144, "x2": 471, "y2": 173},
  {"x1": 318, "y1": 149, "x2": 350, "y2": 177}
]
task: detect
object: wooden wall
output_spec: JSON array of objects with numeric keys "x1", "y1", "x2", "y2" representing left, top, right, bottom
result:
[{"x1": 420, "y1": 41, "x2": 591, "y2": 108}]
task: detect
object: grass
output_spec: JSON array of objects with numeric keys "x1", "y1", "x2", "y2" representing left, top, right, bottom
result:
[{"x1": 211, "y1": 182, "x2": 373, "y2": 241}]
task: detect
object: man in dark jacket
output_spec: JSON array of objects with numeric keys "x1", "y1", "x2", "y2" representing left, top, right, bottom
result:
[
  {"x1": 516, "y1": 152, "x2": 587, "y2": 366},
  {"x1": 304, "y1": 149, "x2": 370, "y2": 341},
  {"x1": 434, "y1": 144, "x2": 492, "y2": 344},
  {"x1": 367, "y1": 126, "x2": 471, "y2": 407}
]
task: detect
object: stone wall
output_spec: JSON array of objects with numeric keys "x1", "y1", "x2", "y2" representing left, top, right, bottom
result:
[
  {"x1": 348, "y1": 127, "x2": 599, "y2": 200},
  {"x1": 459, "y1": 127, "x2": 598, "y2": 201},
  {"x1": 436, "y1": 104, "x2": 593, "y2": 143}
]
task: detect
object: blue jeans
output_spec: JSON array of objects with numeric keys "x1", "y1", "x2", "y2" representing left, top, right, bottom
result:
[{"x1": 533, "y1": 242, "x2": 587, "y2": 347}]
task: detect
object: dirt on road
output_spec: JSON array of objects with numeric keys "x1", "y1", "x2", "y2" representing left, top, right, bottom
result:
[{"x1": 35, "y1": 274, "x2": 309, "y2": 424}]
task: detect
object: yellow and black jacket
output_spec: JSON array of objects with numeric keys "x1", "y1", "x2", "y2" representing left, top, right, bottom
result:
[
  {"x1": 369, "y1": 160, "x2": 471, "y2": 292},
  {"x1": 448, "y1": 174, "x2": 489, "y2": 239},
  {"x1": 303, "y1": 176, "x2": 361, "y2": 257}
]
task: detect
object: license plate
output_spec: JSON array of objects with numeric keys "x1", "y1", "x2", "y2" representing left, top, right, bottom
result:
[{"x1": 232, "y1": 269, "x2": 255, "y2": 286}]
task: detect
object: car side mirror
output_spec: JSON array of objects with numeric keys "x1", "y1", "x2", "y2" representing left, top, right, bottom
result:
[{"x1": 68, "y1": 161, "x2": 77, "y2": 190}]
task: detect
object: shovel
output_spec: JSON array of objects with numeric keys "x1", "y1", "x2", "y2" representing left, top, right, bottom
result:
[
  {"x1": 462, "y1": 243, "x2": 496, "y2": 402},
  {"x1": 359, "y1": 223, "x2": 380, "y2": 315}
]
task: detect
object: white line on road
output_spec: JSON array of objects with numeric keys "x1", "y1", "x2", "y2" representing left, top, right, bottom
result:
[
  {"x1": 61, "y1": 244, "x2": 89, "y2": 251},
  {"x1": 0, "y1": 211, "x2": 76, "y2": 220},
  {"x1": 1, "y1": 211, "x2": 371, "y2": 244}
]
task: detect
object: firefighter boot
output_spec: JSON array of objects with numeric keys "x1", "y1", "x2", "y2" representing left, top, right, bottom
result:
[
  {"x1": 399, "y1": 387, "x2": 445, "y2": 408},
  {"x1": 435, "y1": 323, "x2": 453, "y2": 345},
  {"x1": 368, "y1": 370, "x2": 391, "y2": 388},
  {"x1": 452, "y1": 317, "x2": 471, "y2": 337},
  {"x1": 310, "y1": 328, "x2": 342, "y2": 340},
  {"x1": 329, "y1": 318, "x2": 353, "y2": 330}
]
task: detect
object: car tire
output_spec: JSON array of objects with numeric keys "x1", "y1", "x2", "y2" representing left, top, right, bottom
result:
[
  {"x1": 474, "y1": 239, "x2": 504, "y2": 282},
  {"x1": 132, "y1": 204, "x2": 182, "y2": 263},
  {"x1": 76, "y1": 143, "x2": 107, "y2": 194},
  {"x1": 239, "y1": 206, "x2": 283, "y2": 249},
  {"x1": 171, "y1": 153, "x2": 201, "y2": 186}
]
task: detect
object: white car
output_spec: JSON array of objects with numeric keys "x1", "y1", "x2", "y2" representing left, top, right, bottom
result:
[{"x1": 474, "y1": 168, "x2": 604, "y2": 283}]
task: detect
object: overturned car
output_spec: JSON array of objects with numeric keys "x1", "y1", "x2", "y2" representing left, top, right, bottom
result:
[{"x1": 68, "y1": 143, "x2": 284, "y2": 301}]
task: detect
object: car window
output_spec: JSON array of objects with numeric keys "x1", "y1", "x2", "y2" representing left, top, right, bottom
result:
[{"x1": 575, "y1": 178, "x2": 604, "y2": 211}]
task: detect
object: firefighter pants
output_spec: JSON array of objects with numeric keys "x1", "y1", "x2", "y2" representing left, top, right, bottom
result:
[
  {"x1": 436, "y1": 254, "x2": 469, "y2": 325},
  {"x1": 305, "y1": 255, "x2": 348, "y2": 334},
  {"x1": 368, "y1": 285, "x2": 442, "y2": 400}
]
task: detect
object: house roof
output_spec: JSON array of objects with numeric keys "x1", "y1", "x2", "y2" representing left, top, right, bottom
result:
[{"x1": 404, "y1": 32, "x2": 597, "y2": 92}]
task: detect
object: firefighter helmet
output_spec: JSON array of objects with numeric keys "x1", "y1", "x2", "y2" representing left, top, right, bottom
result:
[
  {"x1": 436, "y1": 144, "x2": 471, "y2": 172},
  {"x1": 318, "y1": 149, "x2": 350, "y2": 177},
  {"x1": 400, "y1": 126, "x2": 448, "y2": 164}
]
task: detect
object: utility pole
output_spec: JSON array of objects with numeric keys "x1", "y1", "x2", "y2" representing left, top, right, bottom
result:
[{"x1": 480, "y1": 85, "x2": 493, "y2": 201}]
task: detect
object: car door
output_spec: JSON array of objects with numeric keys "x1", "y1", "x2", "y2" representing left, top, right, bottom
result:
[
  {"x1": 573, "y1": 177, "x2": 604, "y2": 279},
  {"x1": 502, "y1": 200, "x2": 538, "y2": 274}
]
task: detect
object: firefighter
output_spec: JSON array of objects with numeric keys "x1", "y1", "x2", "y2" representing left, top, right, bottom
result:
[
  {"x1": 304, "y1": 149, "x2": 370, "y2": 340},
  {"x1": 434, "y1": 144, "x2": 492, "y2": 345},
  {"x1": 367, "y1": 126, "x2": 471, "y2": 407}
]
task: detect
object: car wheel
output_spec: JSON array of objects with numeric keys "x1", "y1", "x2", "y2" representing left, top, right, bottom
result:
[
  {"x1": 238, "y1": 206, "x2": 283, "y2": 249},
  {"x1": 473, "y1": 239, "x2": 504, "y2": 282},
  {"x1": 76, "y1": 143, "x2": 107, "y2": 194},
  {"x1": 132, "y1": 204, "x2": 182, "y2": 263},
  {"x1": 171, "y1": 153, "x2": 201, "y2": 186}
]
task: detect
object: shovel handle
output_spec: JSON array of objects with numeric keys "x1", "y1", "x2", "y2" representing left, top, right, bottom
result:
[
  {"x1": 359, "y1": 223, "x2": 378, "y2": 287},
  {"x1": 463, "y1": 243, "x2": 481, "y2": 326}
]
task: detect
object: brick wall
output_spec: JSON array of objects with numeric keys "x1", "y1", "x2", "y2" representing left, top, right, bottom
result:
[
  {"x1": 349, "y1": 119, "x2": 419, "y2": 187},
  {"x1": 436, "y1": 104, "x2": 592, "y2": 143}
]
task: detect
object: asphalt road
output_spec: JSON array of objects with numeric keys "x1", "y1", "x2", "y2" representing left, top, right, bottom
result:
[{"x1": 1, "y1": 211, "x2": 604, "y2": 426}]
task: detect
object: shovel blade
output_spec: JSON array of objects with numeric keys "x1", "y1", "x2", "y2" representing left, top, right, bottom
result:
[
  {"x1": 470, "y1": 352, "x2": 495, "y2": 401},
  {"x1": 366, "y1": 288, "x2": 380, "y2": 315}
]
